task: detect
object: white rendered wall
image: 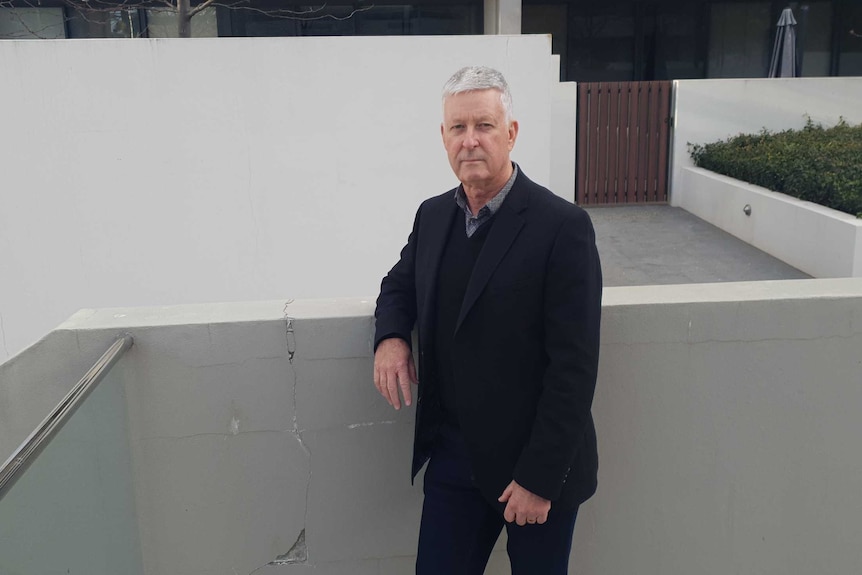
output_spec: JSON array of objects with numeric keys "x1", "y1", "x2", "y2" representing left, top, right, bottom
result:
[
  {"x1": 550, "y1": 75, "x2": 577, "y2": 203},
  {"x1": 670, "y1": 77, "x2": 862, "y2": 207},
  {"x1": 680, "y1": 167, "x2": 862, "y2": 277},
  {"x1": 0, "y1": 35, "x2": 556, "y2": 362},
  {"x1": 3, "y1": 280, "x2": 862, "y2": 574}
]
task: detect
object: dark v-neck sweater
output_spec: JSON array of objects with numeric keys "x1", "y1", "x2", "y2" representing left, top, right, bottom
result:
[{"x1": 433, "y1": 215, "x2": 495, "y2": 428}]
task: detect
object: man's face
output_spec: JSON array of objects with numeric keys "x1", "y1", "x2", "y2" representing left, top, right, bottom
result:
[{"x1": 441, "y1": 89, "x2": 519, "y2": 191}]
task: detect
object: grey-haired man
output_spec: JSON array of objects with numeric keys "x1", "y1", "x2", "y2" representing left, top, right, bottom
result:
[{"x1": 374, "y1": 66, "x2": 602, "y2": 574}]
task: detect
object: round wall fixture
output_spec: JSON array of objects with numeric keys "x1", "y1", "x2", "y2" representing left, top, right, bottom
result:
[{"x1": 743, "y1": 204, "x2": 752, "y2": 216}]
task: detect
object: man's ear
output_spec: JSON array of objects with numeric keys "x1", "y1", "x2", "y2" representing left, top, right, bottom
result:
[
  {"x1": 440, "y1": 123, "x2": 445, "y2": 143},
  {"x1": 508, "y1": 120, "x2": 519, "y2": 150}
]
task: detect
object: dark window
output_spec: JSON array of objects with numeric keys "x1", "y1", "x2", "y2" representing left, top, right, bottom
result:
[
  {"x1": 708, "y1": 2, "x2": 772, "y2": 78},
  {"x1": 793, "y1": 1, "x2": 833, "y2": 76},
  {"x1": 0, "y1": 7, "x2": 66, "y2": 39},
  {"x1": 66, "y1": 8, "x2": 143, "y2": 38},
  {"x1": 567, "y1": 2, "x2": 636, "y2": 82},
  {"x1": 524, "y1": 1, "x2": 708, "y2": 82},
  {"x1": 838, "y1": 0, "x2": 862, "y2": 75},
  {"x1": 523, "y1": 4, "x2": 569, "y2": 80},
  {"x1": 642, "y1": 1, "x2": 706, "y2": 80}
]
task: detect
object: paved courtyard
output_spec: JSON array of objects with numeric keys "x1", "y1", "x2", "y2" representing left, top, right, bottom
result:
[{"x1": 585, "y1": 205, "x2": 810, "y2": 287}]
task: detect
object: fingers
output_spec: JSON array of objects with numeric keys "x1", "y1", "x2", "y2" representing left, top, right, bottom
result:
[
  {"x1": 373, "y1": 338, "x2": 417, "y2": 410},
  {"x1": 500, "y1": 480, "x2": 551, "y2": 526},
  {"x1": 386, "y1": 371, "x2": 409, "y2": 409},
  {"x1": 514, "y1": 508, "x2": 527, "y2": 526},
  {"x1": 408, "y1": 357, "x2": 418, "y2": 386},
  {"x1": 504, "y1": 505, "x2": 547, "y2": 526},
  {"x1": 500, "y1": 482, "x2": 516, "y2": 524},
  {"x1": 398, "y1": 365, "x2": 412, "y2": 408},
  {"x1": 498, "y1": 483, "x2": 513, "y2": 503},
  {"x1": 373, "y1": 366, "x2": 391, "y2": 407},
  {"x1": 398, "y1": 356, "x2": 418, "y2": 407},
  {"x1": 374, "y1": 364, "x2": 393, "y2": 407},
  {"x1": 536, "y1": 513, "x2": 548, "y2": 525},
  {"x1": 503, "y1": 503, "x2": 516, "y2": 524}
]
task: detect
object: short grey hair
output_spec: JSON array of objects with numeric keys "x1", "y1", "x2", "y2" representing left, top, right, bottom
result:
[{"x1": 442, "y1": 66, "x2": 514, "y2": 123}]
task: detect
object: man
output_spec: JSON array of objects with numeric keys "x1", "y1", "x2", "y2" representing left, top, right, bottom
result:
[{"x1": 373, "y1": 66, "x2": 602, "y2": 574}]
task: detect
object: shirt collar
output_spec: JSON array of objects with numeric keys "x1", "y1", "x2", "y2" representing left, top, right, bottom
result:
[{"x1": 454, "y1": 163, "x2": 519, "y2": 217}]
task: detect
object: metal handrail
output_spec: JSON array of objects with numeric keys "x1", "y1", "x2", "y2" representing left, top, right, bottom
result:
[{"x1": 0, "y1": 334, "x2": 134, "y2": 502}]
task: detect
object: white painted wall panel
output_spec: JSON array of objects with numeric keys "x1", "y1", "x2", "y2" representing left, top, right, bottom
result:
[
  {"x1": 0, "y1": 35, "x2": 555, "y2": 362},
  {"x1": 680, "y1": 167, "x2": 862, "y2": 278},
  {"x1": 551, "y1": 81, "x2": 578, "y2": 203}
]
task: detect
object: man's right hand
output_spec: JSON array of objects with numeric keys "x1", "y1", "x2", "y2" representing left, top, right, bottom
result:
[{"x1": 373, "y1": 338, "x2": 418, "y2": 410}]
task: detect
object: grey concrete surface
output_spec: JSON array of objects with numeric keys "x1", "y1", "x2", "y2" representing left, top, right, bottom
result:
[
  {"x1": 586, "y1": 205, "x2": 811, "y2": 286},
  {"x1": 4, "y1": 282, "x2": 862, "y2": 574}
]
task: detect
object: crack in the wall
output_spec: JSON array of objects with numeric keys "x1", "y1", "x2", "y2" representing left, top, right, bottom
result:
[
  {"x1": 283, "y1": 304, "x2": 306, "y2": 454},
  {"x1": 248, "y1": 528, "x2": 311, "y2": 574},
  {"x1": 283, "y1": 299, "x2": 312, "y2": 564},
  {"x1": 283, "y1": 300, "x2": 297, "y2": 363},
  {"x1": 270, "y1": 528, "x2": 307, "y2": 565},
  {"x1": 347, "y1": 420, "x2": 397, "y2": 430},
  {"x1": 135, "y1": 429, "x2": 288, "y2": 442}
]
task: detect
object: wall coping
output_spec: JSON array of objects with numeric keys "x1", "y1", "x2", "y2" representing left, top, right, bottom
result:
[
  {"x1": 686, "y1": 166, "x2": 862, "y2": 224},
  {"x1": 56, "y1": 278, "x2": 862, "y2": 332}
]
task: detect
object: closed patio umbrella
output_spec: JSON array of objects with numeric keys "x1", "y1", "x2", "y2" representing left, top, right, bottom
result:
[{"x1": 768, "y1": 8, "x2": 799, "y2": 77}]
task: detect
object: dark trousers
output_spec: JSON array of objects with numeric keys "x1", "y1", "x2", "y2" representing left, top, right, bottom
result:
[{"x1": 416, "y1": 424, "x2": 578, "y2": 575}]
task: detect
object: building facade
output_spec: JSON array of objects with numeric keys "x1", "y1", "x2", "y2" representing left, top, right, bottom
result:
[{"x1": 2, "y1": 0, "x2": 861, "y2": 80}]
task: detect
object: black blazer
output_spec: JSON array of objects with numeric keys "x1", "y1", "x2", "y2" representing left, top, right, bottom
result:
[{"x1": 375, "y1": 169, "x2": 602, "y2": 510}]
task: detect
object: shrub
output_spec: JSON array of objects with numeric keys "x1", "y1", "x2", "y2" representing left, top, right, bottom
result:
[{"x1": 689, "y1": 118, "x2": 862, "y2": 217}]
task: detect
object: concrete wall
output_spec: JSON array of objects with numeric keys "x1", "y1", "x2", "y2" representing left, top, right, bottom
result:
[
  {"x1": 4, "y1": 279, "x2": 861, "y2": 574},
  {"x1": 0, "y1": 34, "x2": 563, "y2": 363},
  {"x1": 670, "y1": 77, "x2": 862, "y2": 207},
  {"x1": 680, "y1": 167, "x2": 862, "y2": 278}
]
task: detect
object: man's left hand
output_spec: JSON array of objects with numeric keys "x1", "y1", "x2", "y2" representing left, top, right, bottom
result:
[{"x1": 498, "y1": 480, "x2": 551, "y2": 526}]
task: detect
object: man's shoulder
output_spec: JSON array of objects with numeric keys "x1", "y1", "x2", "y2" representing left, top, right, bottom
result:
[
  {"x1": 420, "y1": 187, "x2": 457, "y2": 209},
  {"x1": 516, "y1": 171, "x2": 592, "y2": 225},
  {"x1": 414, "y1": 187, "x2": 457, "y2": 222}
]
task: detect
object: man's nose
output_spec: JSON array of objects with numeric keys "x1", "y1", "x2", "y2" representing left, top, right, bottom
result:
[{"x1": 462, "y1": 129, "x2": 479, "y2": 148}]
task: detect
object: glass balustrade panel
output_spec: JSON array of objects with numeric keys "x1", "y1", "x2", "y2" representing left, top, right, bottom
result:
[{"x1": 0, "y1": 366, "x2": 143, "y2": 575}]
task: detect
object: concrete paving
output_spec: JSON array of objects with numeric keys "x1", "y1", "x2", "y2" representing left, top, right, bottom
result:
[{"x1": 585, "y1": 205, "x2": 810, "y2": 287}]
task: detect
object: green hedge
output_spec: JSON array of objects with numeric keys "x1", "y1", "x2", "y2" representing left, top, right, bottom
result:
[{"x1": 689, "y1": 118, "x2": 862, "y2": 217}]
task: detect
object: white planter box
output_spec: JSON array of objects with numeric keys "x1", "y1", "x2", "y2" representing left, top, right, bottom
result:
[{"x1": 679, "y1": 167, "x2": 862, "y2": 278}]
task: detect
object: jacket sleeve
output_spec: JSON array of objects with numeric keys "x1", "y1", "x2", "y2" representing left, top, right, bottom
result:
[
  {"x1": 374, "y1": 205, "x2": 422, "y2": 351},
  {"x1": 512, "y1": 208, "x2": 602, "y2": 501}
]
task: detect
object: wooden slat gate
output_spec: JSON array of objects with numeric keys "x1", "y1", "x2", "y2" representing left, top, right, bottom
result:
[{"x1": 576, "y1": 81, "x2": 672, "y2": 205}]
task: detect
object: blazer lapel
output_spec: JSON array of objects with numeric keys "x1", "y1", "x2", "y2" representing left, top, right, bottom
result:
[{"x1": 455, "y1": 177, "x2": 529, "y2": 333}]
